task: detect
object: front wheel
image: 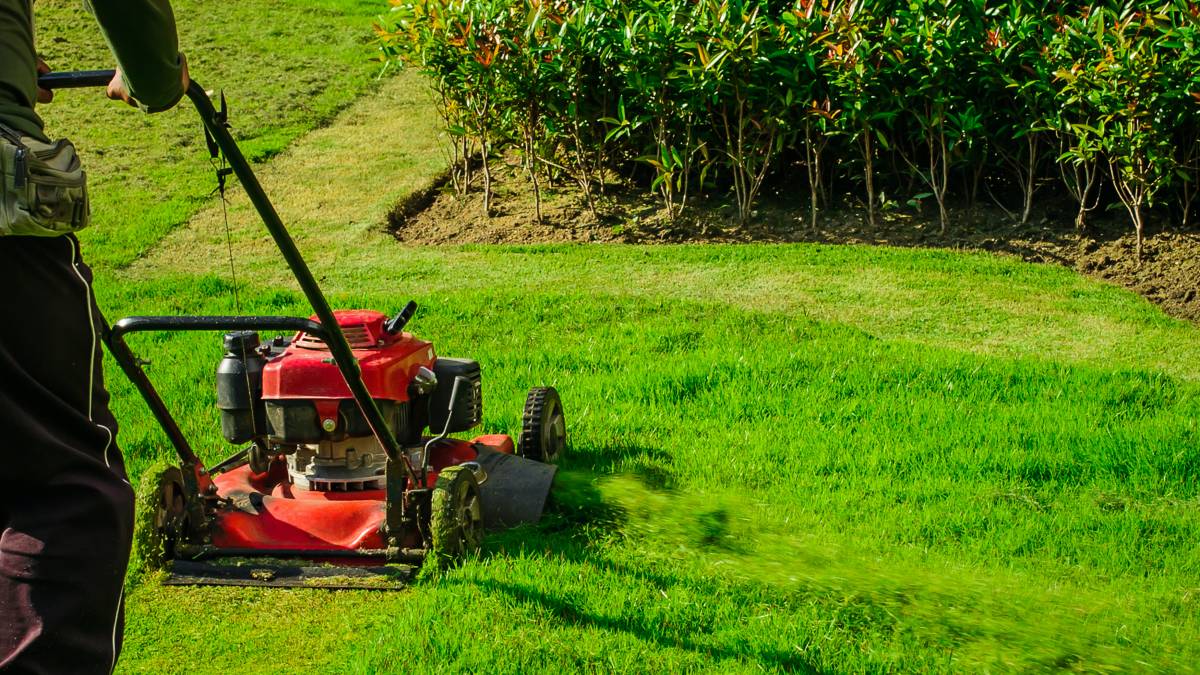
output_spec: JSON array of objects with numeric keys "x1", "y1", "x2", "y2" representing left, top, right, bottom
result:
[
  {"x1": 429, "y1": 465, "x2": 485, "y2": 567},
  {"x1": 132, "y1": 462, "x2": 188, "y2": 573},
  {"x1": 518, "y1": 387, "x2": 566, "y2": 464}
]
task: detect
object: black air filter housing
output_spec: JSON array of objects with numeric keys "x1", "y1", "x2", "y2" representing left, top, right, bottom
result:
[
  {"x1": 216, "y1": 331, "x2": 267, "y2": 443},
  {"x1": 429, "y1": 358, "x2": 482, "y2": 433}
]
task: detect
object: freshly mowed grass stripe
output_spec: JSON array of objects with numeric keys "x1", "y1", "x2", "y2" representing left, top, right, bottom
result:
[{"x1": 34, "y1": 0, "x2": 388, "y2": 268}]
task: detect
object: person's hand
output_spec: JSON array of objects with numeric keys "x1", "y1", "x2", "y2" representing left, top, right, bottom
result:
[
  {"x1": 106, "y1": 55, "x2": 190, "y2": 109},
  {"x1": 36, "y1": 57, "x2": 53, "y2": 105},
  {"x1": 105, "y1": 70, "x2": 136, "y2": 108}
]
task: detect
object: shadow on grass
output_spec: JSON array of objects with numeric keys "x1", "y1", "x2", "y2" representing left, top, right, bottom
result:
[
  {"x1": 461, "y1": 575, "x2": 822, "y2": 674},
  {"x1": 468, "y1": 460, "x2": 826, "y2": 674}
]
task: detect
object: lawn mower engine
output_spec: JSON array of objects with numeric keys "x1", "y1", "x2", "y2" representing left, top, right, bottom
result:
[{"x1": 219, "y1": 309, "x2": 483, "y2": 491}]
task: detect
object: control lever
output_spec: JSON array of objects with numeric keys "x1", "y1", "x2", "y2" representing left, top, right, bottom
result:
[
  {"x1": 420, "y1": 375, "x2": 469, "y2": 481},
  {"x1": 385, "y1": 301, "x2": 418, "y2": 335}
]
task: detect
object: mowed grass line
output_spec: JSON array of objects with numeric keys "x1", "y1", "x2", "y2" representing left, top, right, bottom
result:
[{"x1": 34, "y1": 0, "x2": 390, "y2": 269}]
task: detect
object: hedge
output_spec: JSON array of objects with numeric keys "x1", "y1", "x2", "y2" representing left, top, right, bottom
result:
[{"x1": 376, "y1": 1, "x2": 1200, "y2": 256}]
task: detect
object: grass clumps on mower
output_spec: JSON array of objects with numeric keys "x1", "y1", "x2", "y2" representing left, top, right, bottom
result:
[
  {"x1": 423, "y1": 465, "x2": 485, "y2": 578},
  {"x1": 131, "y1": 460, "x2": 184, "y2": 581}
]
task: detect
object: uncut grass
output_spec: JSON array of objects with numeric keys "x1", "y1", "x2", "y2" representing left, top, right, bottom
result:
[
  {"x1": 102, "y1": 277, "x2": 1200, "y2": 672},
  {"x1": 33, "y1": 0, "x2": 389, "y2": 269}
]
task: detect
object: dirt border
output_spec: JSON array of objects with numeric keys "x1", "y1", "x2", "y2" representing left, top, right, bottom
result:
[{"x1": 390, "y1": 160, "x2": 1200, "y2": 323}]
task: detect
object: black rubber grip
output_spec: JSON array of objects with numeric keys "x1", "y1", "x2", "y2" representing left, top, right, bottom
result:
[{"x1": 37, "y1": 70, "x2": 117, "y2": 90}]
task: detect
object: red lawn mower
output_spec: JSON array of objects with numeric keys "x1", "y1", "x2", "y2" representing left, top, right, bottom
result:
[{"x1": 40, "y1": 71, "x2": 566, "y2": 587}]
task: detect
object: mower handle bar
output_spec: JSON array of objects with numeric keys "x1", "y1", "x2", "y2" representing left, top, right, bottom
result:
[
  {"x1": 38, "y1": 70, "x2": 116, "y2": 90},
  {"x1": 108, "y1": 315, "x2": 326, "y2": 342},
  {"x1": 40, "y1": 69, "x2": 422, "y2": 495}
]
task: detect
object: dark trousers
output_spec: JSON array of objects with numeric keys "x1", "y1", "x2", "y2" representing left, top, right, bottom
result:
[{"x1": 0, "y1": 235, "x2": 133, "y2": 673}]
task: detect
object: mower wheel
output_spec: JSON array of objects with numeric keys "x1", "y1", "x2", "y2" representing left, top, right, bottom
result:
[
  {"x1": 133, "y1": 462, "x2": 188, "y2": 573},
  {"x1": 429, "y1": 465, "x2": 485, "y2": 566},
  {"x1": 519, "y1": 387, "x2": 566, "y2": 464}
]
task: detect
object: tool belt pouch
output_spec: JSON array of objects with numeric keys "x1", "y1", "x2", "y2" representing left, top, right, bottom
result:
[{"x1": 0, "y1": 125, "x2": 90, "y2": 237}]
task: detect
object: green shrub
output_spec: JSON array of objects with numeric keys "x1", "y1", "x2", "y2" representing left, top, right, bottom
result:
[{"x1": 377, "y1": 0, "x2": 1200, "y2": 254}]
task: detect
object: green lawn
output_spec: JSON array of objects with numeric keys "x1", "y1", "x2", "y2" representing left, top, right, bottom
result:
[
  {"x1": 110, "y1": 253, "x2": 1200, "y2": 672},
  {"x1": 31, "y1": 2, "x2": 1200, "y2": 672}
]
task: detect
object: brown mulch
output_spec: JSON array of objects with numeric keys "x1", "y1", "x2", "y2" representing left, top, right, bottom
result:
[{"x1": 390, "y1": 160, "x2": 1200, "y2": 323}]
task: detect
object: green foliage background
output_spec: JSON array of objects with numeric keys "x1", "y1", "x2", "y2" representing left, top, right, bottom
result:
[{"x1": 378, "y1": 0, "x2": 1200, "y2": 251}]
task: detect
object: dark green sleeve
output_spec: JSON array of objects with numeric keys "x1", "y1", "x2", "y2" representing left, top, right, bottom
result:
[{"x1": 84, "y1": 0, "x2": 184, "y2": 113}]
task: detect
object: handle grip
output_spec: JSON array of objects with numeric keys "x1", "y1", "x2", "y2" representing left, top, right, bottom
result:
[{"x1": 37, "y1": 70, "x2": 117, "y2": 90}]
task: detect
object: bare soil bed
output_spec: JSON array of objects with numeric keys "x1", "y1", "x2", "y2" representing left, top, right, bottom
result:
[{"x1": 391, "y1": 159, "x2": 1200, "y2": 323}]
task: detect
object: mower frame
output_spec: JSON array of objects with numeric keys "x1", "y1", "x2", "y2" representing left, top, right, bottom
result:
[{"x1": 40, "y1": 71, "x2": 427, "y2": 562}]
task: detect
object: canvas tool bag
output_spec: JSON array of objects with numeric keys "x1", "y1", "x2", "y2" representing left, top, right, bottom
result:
[{"x1": 0, "y1": 123, "x2": 89, "y2": 237}]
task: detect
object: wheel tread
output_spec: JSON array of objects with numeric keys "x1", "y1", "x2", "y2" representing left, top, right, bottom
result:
[
  {"x1": 519, "y1": 386, "x2": 559, "y2": 461},
  {"x1": 429, "y1": 465, "x2": 482, "y2": 568}
]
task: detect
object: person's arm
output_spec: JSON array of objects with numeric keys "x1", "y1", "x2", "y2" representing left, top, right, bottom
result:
[{"x1": 84, "y1": 0, "x2": 187, "y2": 113}]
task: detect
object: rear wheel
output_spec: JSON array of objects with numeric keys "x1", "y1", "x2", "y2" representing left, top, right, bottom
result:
[
  {"x1": 429, "y1": 465, "x2": 484, "y2": 567},
  {"x1": 519, "y1": 387, "x2": 566, "y2": 464},
  {"x1": 133, "y1": 462, "x2": 188, "y2": 573}
]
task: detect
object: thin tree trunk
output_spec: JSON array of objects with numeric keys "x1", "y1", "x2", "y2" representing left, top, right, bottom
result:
[
  {"x1": 481, "y1": 139, "x2": 492, "y2": 216},
  {"x1": 1177, "y1": 141, "x2": 1199, "y2": 229},
  {"x1": 1181, "y1": 179, "x2": 1197, "y2": 230},
  {"x1": 722, "y1": 96, "x2": 751, "y2": 227},
  {"x1": 1074, "y1": 163, "x2": 1100, "y2": 232},
  {"x1": 1020, "y1": 134, "x2": 1039, "y2": 225},
  {"x1": 459, "y1": 138, "x2": 470, "y2": 195},
  {"x1": 679, "y1": 121, "x2": 694, "y2": 214},
  {"x1": 1135, "y1": 205, "x2": 1144, "y2": 260},
  {"x1": 1110, "y1": 159, "x2": 1147, "y2": 264},
  {"x1": 939, "y1": 125, "x2": 949, "y2": 234},
  {"x1": 735, "y1": 95, "x2": 749, "y2": 225},
  {"x1": 968, "y1": 159, "x2": 984, "y2": 211},
  {"x1": 567, "y1": 117, "x2": 597, "y2": 217},
  {"x1": 1058, "y1": 134, "x2": 1099, "y2": 231},
  {"x1": 928, "y1": 122, "x2": 949, "y2": 235},
  {"x1": 528, "y1": 137, "x2": 542, "y2": 224},
  {"x1": 862, "y1": 126, "x2": 876, "y2": 229},
  {"x1": 806, "y1": 120, "x2": 819, "y2": 232}
]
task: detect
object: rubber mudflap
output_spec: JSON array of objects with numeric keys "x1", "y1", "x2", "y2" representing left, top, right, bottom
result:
[{"x1": 474, "y1": 447, "x2": 558, "y2": 529}]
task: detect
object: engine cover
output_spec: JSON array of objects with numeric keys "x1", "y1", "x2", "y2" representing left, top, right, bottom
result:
[{"x1": 262, "y1": 310, "x2": 435, "y2": 443}]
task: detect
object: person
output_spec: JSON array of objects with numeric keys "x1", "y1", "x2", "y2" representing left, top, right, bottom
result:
[{"x1": 0, "y1": 1, "x2": 188, "y2": 671}]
